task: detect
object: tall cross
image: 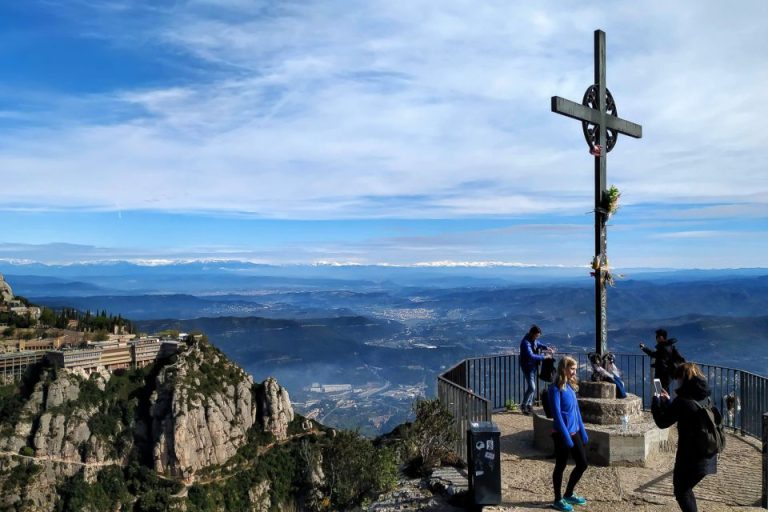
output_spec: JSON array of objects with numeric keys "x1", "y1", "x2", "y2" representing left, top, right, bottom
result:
[{"x1": 551, "y1": 29, "x2": 642, "y2": 356}]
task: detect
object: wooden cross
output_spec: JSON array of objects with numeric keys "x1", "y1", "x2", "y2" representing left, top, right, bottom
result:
[{"x1": 551, "y1": 29, "x2": 642, "y2": 356}]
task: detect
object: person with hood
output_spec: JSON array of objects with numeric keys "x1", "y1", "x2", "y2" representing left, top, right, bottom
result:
[
  {"x1": 519, "y1": 324, "x2": 553, "y2": 415},
  {"x1": 651, "y1": 362, "x2": 717, "y2": 512},
  {"x1": 640, "y1": 328, "x2": 684, "y2": 392},
  {"x1": 548, "y1": 356, "x2": 589, "y2": 511}
]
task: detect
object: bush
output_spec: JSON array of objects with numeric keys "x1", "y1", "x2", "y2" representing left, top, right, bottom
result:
[
  {"x1": 322, "y1": 430, "x2": 397, "y2": 509},
  {"x1": 405, "y1": 398, "x2": 457, "y2": 475}
]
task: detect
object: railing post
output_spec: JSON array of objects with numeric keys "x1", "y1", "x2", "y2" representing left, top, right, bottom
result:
[
  {"x1": 763, "y1": 412, "x2": 768, "y2": 509},
  {"x1": 741, "y1": 371, "x2": 748, "y2": 437}
]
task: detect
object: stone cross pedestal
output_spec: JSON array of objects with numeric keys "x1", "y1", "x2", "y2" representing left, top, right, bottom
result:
[
  {"x1": 578, "y1": 381, "x2": 641, "y2": 425},
  {"x1": 533, "y1": 382, "x2": 669, "y2": 466}
]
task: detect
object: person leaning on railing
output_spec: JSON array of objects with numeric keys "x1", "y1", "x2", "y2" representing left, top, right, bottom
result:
[
  {"x1": 519, "y1": 324, "x2": 553, "y2": 415},
  {"x1": 651, "y1": 362, "x2": 717, "y2": 512}
]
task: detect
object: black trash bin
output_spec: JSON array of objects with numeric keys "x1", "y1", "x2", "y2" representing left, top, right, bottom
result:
[{"x1": 467, "y1": 421, "x2": 501, "y2": 507}]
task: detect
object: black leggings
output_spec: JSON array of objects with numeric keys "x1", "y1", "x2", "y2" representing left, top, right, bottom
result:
[
  {"x1": 673, "y1": 467, "x2": 706, "y2": 512},
  {"x1": 552, "y1": 432, "x2": 588, "y2": 501}
]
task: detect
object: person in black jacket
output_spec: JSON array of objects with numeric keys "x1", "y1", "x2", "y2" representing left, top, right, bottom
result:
[
  {"x1": 640, "y1": 328, "x2": 684, "y2": 392},
  {"x1": 651, "y1": 362, "x2": 717, "y2": 512}
]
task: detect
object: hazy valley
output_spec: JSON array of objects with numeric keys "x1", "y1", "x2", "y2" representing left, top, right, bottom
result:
[{"x1": 4, "y1": 261, "x2": 767, "y2": 436}]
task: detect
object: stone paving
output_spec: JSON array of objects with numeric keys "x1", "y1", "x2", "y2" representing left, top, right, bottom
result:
[{"x1": 485, "y1": 411, "x2": 764, "y2": 512}]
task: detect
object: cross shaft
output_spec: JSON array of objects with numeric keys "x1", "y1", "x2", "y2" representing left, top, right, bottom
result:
[{"x1": 550, "y1": 29, "x2": 642, "y2": 356}]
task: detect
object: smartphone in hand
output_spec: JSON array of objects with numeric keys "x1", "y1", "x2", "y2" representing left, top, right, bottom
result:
[{"x1": 653, "y1": 378, "x2": 663, "y2": 396}]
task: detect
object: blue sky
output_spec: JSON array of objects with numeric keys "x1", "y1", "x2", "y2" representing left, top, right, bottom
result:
[{"x1": 1, "y1": 1, "x2": 767, "y2": 268}]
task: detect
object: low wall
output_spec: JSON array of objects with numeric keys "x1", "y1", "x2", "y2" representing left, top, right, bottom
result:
[{"x1": 533, "y1": 408, "x2": 669, "y2": 466}]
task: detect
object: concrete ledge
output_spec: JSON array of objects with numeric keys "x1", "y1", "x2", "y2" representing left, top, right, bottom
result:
[{"x1": 533, "y1": 408, "x2": 669, "y2": 466}]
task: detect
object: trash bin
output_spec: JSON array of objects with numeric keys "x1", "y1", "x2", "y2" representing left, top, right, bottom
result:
[{"x1": 467, "y1": 421, "x2": 501, "y2": 506}]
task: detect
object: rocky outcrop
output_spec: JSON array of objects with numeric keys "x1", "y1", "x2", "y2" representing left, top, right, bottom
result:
[
  {"x1": 0, "y1": 273, "x2": 13, "y2": 303},
  {"x1": 0, "y1": 370, "x2": 125, "y2": 510},
  {"x1": 150, "y1": 341, "x2": 291, "y2": 480},
  {"x1": 248, "y1": 480, "x2": 271, "y2": 512},
  {"x1": 257, "y1": 377, "x2": 294, "y2": 441},
  {"x1": 2, "y1": 370, "x2": 113, "y2": 463},
  {"x1": 0, "y1": 338, "x2": 301, "y2": 509}
]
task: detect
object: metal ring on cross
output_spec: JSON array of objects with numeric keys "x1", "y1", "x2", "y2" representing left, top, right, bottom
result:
[{"x1": 581, "y1": 85, "x2": 618, "y2": 153}]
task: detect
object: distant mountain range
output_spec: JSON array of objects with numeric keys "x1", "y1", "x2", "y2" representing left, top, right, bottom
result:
[{"x1": 2, "y1": 260, "x2": 766, "y2": 434}]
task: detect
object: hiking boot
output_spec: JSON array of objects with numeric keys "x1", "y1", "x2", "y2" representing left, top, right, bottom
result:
[
  {"x1": 552, "y1": 499, "x2": 573, "y2": 511},
  {"x1": 563, "y1": 494, "x2": 587, "y2": 506}
]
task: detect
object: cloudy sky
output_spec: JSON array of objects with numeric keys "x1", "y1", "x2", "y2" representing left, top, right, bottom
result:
[{"x1": 1, "y1": 1, "x2": 766, "y2": 268}]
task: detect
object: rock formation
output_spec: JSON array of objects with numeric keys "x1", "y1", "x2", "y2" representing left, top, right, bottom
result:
[
  {"x1": 0, "y1": 273, "x2": 13, "y2": 303},
  {"x1": 150, "y1": 341, "x2": 262, "y2": 480},
  {"x1": 0, "y1": 369, "x2": 123, "y2": 510},
  {"x1": 0, "y1": 337, "x2": 300, "y2": 509},
  {"x1": 257, "y1": 377, "x2": 295, "y2": 441}
]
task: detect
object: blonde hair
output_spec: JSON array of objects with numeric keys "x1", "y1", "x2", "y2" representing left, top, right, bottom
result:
[
  {"x1": 555, "y1": 355, "x2": 579, "y2": 391},
  {"x1": 673, "y1": 362, "x2": 704, "y2": 382}
]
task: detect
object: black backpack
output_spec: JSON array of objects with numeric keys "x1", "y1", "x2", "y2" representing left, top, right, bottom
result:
[
  {"x1": 539, "y1": 357, "x2": 556, "y2": 382},
  {"x1": 670, "y1": 345, "x2": 686, "y2": 368},
  {"x1": 693, "y1": 397, "x2": 726, "y2": 457}
]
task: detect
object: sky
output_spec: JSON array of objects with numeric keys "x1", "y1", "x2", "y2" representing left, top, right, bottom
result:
[{"x1": 0, "y1": 1, "x2": 767, "y2": 268}]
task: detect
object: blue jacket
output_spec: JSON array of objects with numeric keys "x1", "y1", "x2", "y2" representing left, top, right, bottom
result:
[
  {"x1": 549, "y1": 383, "x2": 588, "y2": 448},
  {"x1": 519, "y1": 336, "x2": 548, "y2": 373}
]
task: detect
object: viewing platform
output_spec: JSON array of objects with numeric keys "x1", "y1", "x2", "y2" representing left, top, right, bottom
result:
[
  {"x1": 484, "y1": 410, "x2": 763, "y2": 511},
  {"x1": 437, "y1": 352, "x2": 768, "y2": 511}
]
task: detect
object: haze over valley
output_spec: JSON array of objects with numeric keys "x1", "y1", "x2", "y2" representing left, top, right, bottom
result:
[{"x1": 4, "y1": 261, "x2": 766, "y2": 436}]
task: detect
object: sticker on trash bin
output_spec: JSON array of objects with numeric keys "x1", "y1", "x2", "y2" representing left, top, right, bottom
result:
[
  {"x1": 484, "y1": 451, "x2": 495, "y2": 460},
  {"x1": 475, "y1": 441, "x2": 485, "y2": 450},
  {"x1": 475, "y1": 470, "x2": 484, "y2": 476},
  {"x1": 485, "y1": 439, "x2": 494, "y2": 451}
]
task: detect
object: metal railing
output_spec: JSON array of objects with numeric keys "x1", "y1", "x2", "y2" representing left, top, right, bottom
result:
[
  {"x1": 438, "y1": 352, "x2": 768, "y2": 462},
  {"x1": 436, "y1": 360, "x2": 490, "y2": 461}
]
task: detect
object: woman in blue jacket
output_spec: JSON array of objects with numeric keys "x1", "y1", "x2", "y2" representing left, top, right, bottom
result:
[{"x1": 548, "y1": 355, "x2": 589, "y2": 511}]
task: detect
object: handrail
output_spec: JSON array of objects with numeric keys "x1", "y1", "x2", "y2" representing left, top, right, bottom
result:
[
  {"x1": 438, "y1": 352, "x2": 768, "y2": 458},
  {"x1": 436, "y1": 361, "x2": 491, "y2": 461}
]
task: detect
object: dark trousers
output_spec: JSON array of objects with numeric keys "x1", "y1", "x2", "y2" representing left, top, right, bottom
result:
[
  {"x1": 673, "y1": 466, "x2": 706, "y2": 512},
  {"x1": 552, "y1": 432, "x2": 588, "y2": 501}
]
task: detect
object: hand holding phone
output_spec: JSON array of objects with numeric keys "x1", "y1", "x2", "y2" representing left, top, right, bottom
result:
[{"x1": 653, "y1": 378, "x2": 663, "y2": 396}]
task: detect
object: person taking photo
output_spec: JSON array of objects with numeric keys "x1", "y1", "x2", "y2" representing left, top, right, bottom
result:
[{"x1": 651, "y1": 362, "x2": 718, "y2": 512}]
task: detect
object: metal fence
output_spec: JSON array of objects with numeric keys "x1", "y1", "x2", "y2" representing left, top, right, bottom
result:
[{"x1": 438, "y1": 352, "x2": 768, "y2": 462}]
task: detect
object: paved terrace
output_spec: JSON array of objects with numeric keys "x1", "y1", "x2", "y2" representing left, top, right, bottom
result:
[{"x1": 482, "y1": 410, "x2": 763, "y2": 512}]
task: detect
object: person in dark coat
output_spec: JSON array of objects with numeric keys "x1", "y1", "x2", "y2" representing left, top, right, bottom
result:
[
  {"x1": 651, "y1": 362, "x2": 717, "y2": 512},
  {"x1": 640, "y1": 328, "x2": 684, "y2": 392},
  {"x1": 518, "y1": 324, "x2": 553, "y2": 414}
]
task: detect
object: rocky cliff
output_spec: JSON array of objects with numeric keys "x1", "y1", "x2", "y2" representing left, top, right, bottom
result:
[
  {"x1": 0, "y1": 338, "x2": 297, "y2": 510},
  {"x1": 150, "y1": 340, "x2": 294, "y2": 480},
  {"x1": 0, "y1": 272, "x2": 14, "y2": 302}
]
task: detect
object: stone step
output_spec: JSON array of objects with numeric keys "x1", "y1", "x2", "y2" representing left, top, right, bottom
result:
[
  {"x1": 532, "y1": 409, "x2": 670, "y2": 466},
  {"x1": 579, "y1": 381, "x2": 617, "y2": 399},
  {"x1": 577, "y1": 394, "x2": 642, "y2": 425}
]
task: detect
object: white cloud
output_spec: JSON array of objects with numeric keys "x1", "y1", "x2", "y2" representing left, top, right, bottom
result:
[{"x1": 1, "y1": 0, "x2": 767, "y2": 220}]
